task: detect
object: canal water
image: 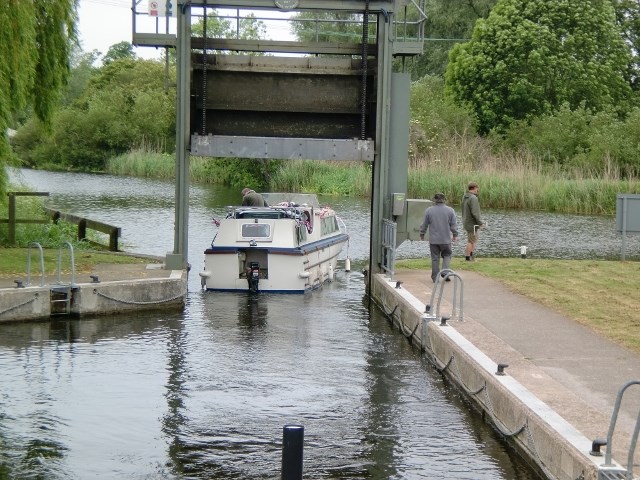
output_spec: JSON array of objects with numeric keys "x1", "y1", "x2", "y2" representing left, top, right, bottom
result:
[{"x1": 2, "y1": 168, "x2": 631, "y2": 479}]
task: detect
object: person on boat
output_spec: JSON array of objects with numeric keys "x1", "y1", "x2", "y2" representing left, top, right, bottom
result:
[
  {"x1": 241, "y1": 188, "x2": 269, "y2": 207},
  {"x1": 419, "y1": 192, "x2": 459, "y2": 283}
]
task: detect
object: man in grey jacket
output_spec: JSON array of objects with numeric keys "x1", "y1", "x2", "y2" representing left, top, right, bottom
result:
[
  {"x1": 419, "y1": 193, "x2": 459, "y2": 283},
  {"x1": 461, "y1": 182, "x2": 484, "y2": 261}
]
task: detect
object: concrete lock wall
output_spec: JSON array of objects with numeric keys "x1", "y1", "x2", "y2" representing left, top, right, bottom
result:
[
  {"x1": 73, "y1": 270, "x2": 187, "y2": 316},
  {"x1": 0, "y1": 286, "x2": 51, "y2": 323},
  {"x1": 0, "y1": 270, "x2": 187, "y2": 322},
  {"x1": 369, "y1": 274, "x2": 614, "y2": 480}
]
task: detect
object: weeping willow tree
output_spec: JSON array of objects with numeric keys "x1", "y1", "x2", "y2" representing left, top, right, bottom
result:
[{"x1": 0, "y1": 0, "x2": 78, "y2": 195}]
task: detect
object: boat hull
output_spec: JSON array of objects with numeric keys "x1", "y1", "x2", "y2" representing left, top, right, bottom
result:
[{"x1": 201, "y1": 234, "x2": 349, "y2": 293}]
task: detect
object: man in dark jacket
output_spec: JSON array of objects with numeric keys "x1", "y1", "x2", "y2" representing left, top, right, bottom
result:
[
  {"x1": 461, "y1": 182, "x2": 484, "y2": 261},
  {"x1": 241, "y1": 188, "x2": 269, "y2": 207},
  {"x1": 419, "y1": 193, "x2": 459, "y2": 283}
]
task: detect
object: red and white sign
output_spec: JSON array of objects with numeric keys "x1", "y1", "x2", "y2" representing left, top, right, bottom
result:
[{"x1": 149, "y1": 0, "x2": 176, "y2": 17}]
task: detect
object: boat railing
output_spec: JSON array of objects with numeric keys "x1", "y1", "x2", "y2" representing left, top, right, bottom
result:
[
  {"x1": 233, "y1": 205, "x2": 313, "y2": 222},
  {"x1": 336, "y1": 215, "x2": 348, "y2": 235}
]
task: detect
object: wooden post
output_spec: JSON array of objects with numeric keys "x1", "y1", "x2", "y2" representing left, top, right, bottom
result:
[
  {"x1": 8, "y1": 193, "x2": 16, "y2": 244},
  {"x1": 109, "y1": 228, "x2": 119, "y2": 252},
  {"x1": 78, "y1": 219, "x2": 87, "y2": 241}
]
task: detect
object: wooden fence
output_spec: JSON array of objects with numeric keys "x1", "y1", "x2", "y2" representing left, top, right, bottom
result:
[
  {"x1": 0, "y1": 192, "x2": 50, "y2": 244},
  {"x1": 1, "y1": 192, "x2": 121, "y2": 251},
  {"x1": 44, "y1": 208, "x2": 121, "y2": 252}
]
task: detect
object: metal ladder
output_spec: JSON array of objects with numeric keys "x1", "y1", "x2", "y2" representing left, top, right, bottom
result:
[
  {"x1": 50, "y1": 241, "x2": 76, "y2": 316},
  {"x1": 25, "y1": 242, "x2": 45, "y2": 287},
  {"x1": 381, "y1": 219, "x2": 397, "y2": 280},
  {"x1": 424, "y1": 269, "x2": 464, "y2": 323},
  {"x1": 593, "y1": 380, "x2": 640, "y2": 480}
]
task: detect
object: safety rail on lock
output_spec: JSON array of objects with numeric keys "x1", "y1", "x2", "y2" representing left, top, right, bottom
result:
[
  {"x1": 424, "y1": 269, "x2": 464, "y2": 323},
  {"x1": 591, "y1": 380, "x2": 640, "y2": 480},
  {"x1": 26, "y1": 242, "x2": 45, "y2": 287},
  {"x1": 381, "y1": 219, "x2": 397, "y2": 281},
  {"x1": 56, "y1": 241, "x2": 76, "y2": 286}
]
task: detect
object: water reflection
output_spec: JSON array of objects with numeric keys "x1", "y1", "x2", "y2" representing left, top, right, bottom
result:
[
  {"x1": 0, "y1": 280, "x2": 541, "y2": 479},
  {"x1": 0, "y1": 168, "x2": 546, "y2": 478},
  {"x1": 237, "y1": 294, "x2": 269, "y2": 330}
]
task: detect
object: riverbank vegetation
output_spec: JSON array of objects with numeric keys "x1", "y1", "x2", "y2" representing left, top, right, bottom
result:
[
  {"x1": 396, "y1": 258, "x2": 640, "y2": 355},
  {"x1": 3, "y1": 1, "x2": 640, "y2": 216},
  {"x1": 103, "y1": 117, "x2": 640, "y2": 214}
]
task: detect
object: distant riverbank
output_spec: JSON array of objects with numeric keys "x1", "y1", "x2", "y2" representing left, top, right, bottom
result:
[{"x1": 105, "y1": 151, "x2": 640, "y2": 215}]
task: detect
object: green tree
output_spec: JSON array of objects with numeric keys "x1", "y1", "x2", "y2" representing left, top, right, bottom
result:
[
  {"x1": 0, "y1": 0, "x2": 77, "y2": 194},
  {"x1": 407, "y1": 0, "x2": 496, "y2": 78},
  {"x1": 13, "y1": 58, "x2": 176, "y2": 171},
  {"x1": 445, "y1": 0, "x2": 633, "y2": 134},
  {"x1": 102, "y1": 41, "x2": 136, "y2": 65},
  {"x1": 290, "y1": 12, "x2": 367, "y2": 44},
  {"x1": 500, "y1": 104, "x2": 640, "y2": 176},
  {"x1": 63, "y1": 46, "x2": 100, "y2": 106},
  {"x1": 612, "y1": 0, "x2": 640, "y2": 90},
  {"x1": 192, "y1": 9, "x2": 267, "y2": 52},
  {"x1": 410, "y1": 75, "x2": 477, "y2": 156}
]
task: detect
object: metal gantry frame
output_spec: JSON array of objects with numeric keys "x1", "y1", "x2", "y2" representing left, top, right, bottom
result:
[{"x1": 138, "y1": 1, "x2": 425, "y2": 278}]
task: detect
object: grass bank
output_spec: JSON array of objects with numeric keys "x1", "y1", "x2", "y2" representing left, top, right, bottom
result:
[
  {"x1": 0, "y1": 248, "x2": 156, "y2": 277},
  {"x1": 396, "y1": 257, "x2": 640, "y2": 355}
]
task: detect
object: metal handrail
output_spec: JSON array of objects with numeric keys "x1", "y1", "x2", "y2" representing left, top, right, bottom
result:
[
  {"x1": 603, "y1": 380, "x2": 640, "y2": 472},
  {"x1": 381, "y1": 219, "x2": 396, "y2": 280},
  {"x1": 132, "y1": 1, "x2": 427, "y2": 48},
  {"x1": 627, "y1": 408, "x2": 640, "y2": 480},
  {"x1": 26, "y1": 242, "x2": 45, "y2": 287},
  {"x1": 56, "y1": 241, "x2": 76, "y2": 285},
  {"x1": 426, "y1": 269, "x2": 464, "y2": 322}
]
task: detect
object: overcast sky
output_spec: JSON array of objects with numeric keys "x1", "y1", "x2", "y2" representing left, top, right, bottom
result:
[
  {"x1": 78, "y1": 0, "x2": 163, "y2": 59},
  {"x1": 77, "y1": 0, "x2": 294, "y2": 61}
]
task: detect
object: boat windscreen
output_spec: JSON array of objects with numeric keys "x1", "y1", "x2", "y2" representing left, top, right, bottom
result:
[
  {"x1": 262, "y1": 193, "x2": 320, "y2": 208},
  {"x1": 235, "y1": 210, "x2": 286, "y2": 219}
]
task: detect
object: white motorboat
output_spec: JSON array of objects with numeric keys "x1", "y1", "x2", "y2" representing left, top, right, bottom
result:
[{"x1": 199, "y1": 193, "x2": 349, "y2": 293}]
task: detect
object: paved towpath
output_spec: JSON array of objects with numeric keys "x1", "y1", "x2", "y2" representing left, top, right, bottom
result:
[{"x1": 394, "y1": 268, "x2": 640, "y2": 469}]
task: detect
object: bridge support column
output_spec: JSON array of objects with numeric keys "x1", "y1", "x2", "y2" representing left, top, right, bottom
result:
[
  {"x1": 168, "y1": 1, "x2": 192, "y2": 271},
  {"x1": 369, "y1": 14, "x2": 410, "y2": 288}
]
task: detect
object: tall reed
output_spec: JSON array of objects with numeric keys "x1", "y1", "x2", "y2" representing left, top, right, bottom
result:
[
  {"x1": 107, "y1": 151, "x2": 216, "y2": 183},
  {"x1": 107, "y1": 149, "x2": 175, "y2": 178},
  {"x1": 106, "y1": 140, "x2": 640, "y2": 215},
  {"x1": 270, "y1": 160, "x2": 372, "y2": 196},
  {"x1": 409, "y1": 136, "x2": 640, "y2": 214}
]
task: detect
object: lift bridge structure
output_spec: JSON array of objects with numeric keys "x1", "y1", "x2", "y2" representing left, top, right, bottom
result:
[{"x1": 132, "y1": 0, "x2": 427, "y2": 286}]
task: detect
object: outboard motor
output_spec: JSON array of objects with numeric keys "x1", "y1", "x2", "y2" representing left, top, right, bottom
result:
[{"x1": 247, "y1": 262, "x2": 260, "y2": 293}]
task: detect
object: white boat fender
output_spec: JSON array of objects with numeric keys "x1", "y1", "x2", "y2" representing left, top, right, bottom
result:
[
  {"x1": 299, "y1": 271, "x2": 311, "y2": 279},
  {"x1": 328, "y1": 265, "x2": 334, "y2": 281},
  {"x1": 345, "y1": 257, "x2": 351, "y2": 272}
]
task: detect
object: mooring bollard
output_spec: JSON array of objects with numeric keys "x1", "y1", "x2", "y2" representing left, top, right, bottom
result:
[{"x1": 281, "y1": 424, "x2": 304, "y2": 480}]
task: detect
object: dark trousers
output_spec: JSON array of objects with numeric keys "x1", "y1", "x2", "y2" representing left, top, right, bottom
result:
[{"x1": 429, "y1": 243, "x2": 452, "y2": 282}]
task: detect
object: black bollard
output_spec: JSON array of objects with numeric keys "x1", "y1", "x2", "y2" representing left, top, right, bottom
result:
[{"x1": 281, "y1": 424, "x2": 304, "y2": 480}]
